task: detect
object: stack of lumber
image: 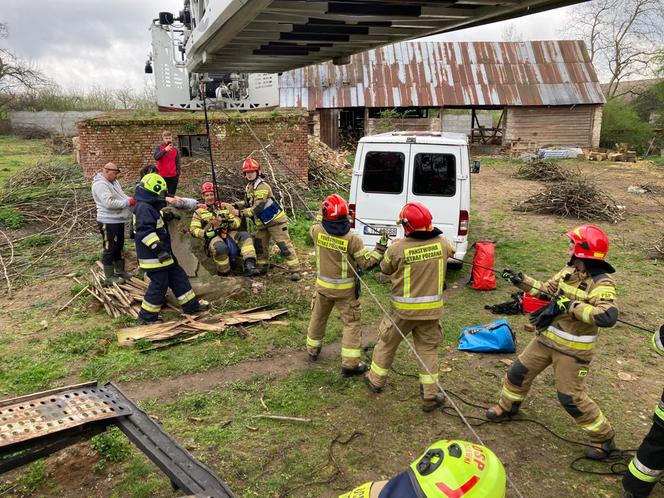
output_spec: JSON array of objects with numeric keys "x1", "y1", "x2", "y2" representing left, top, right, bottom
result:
[{"x1": 116, "y1": 306, "x2": 288, "y2": 350}]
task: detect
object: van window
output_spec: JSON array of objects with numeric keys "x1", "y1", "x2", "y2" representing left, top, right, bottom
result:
[
  {"x1": 412, "y1": 153, "x2": 456, "y2": 197},
  {"x1": 362, "y1": 151, "x2": 405, "y2": 194}
]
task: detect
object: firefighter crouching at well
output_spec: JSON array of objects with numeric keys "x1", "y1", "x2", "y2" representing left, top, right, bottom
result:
[
  {"x1": 190, "y1": 182, "x2": 260, "y2": 277},
  {"x1": 339, "y1": 439, "x2": 506, "y2": 498},
  {"x1": 231, "y1": 157, "x2": 301, "y2": 281},
  {"x1": 306, "y1": 194, "x2": 387, "y2": 376},
  {"x1": 134, "y1": 173, "x2": 208, "y2": 323},
  {"x1": 490, "y1": 224, "x2": 619, "y2": 459},
  {"x1": 365, "y1": 202, "x2": 456, "y2": 412},
  {"x1": 622, "y1": 325, "x2": 664, "y2": 498}
]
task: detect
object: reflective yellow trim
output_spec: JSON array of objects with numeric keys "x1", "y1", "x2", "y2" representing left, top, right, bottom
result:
[
  {"x1": 307, "y1": 336, "x2": 322, "y2": 347},
  {"x1": 338, "y1": 481, "x2": 373, "y2": 498},
  {"x1": 317, "y1": 232, "x2": 349, "y2": 252},
  {"x1": 403, "y1": 265, "x2": 411, "y2": 298},
  {"x1": 370, "y1": 361, "x2": 389, "y2": 377},
  {"x1": 437, "y1": 259, "x2": 444, "y2": 295},
  {"x1": 156, "y1": 218, "x2": 164, "y2": 229},
  {"x1": 317, "y1": 278, "x2": 355, "y2": 290},
  {"x1": 353, "y1": 248, "x2": 369, "y2": 259},
  {"x1": 141, "y1": 233, "x2": 160, "y2": 247},
  {"x1": 419, "y1": 373, "x2": 439, "y2": 385},
  {"x1": 391, "y1": 299, "x2": 443, "y2": 311},
  {"x1": 527, "y1": 279, "x2": 543, "y2": 297},
  {"x1": 559, "y1": 281, "x2": 589, "y2": 300},
  {"x1": 588, "y1": 285, "x2": 616, "y2": 300},
  {"x1": 581, "y1": 304, "x2": 593, "y2": 324},
  {"x1": 501, "y1": 386, "x2": 525, "y2": 402},
  {"x1": 384, "y1": 253, "x2": 391, "y2": 263},
  {"x1": 177, "y1": 289, "x2": 196, "y2": 305},
  {"x1": 542, "y1": 330, "x2": 595, "y2": 350},
  {"x1": 403, "y1": 242, "x2": 442, "y2": 264},
  {"x1": 581, "y1": 413, "x2": 606, "y2": 432},
  {"x1": 141, "y1": 300, "x2": 162, "y2": 313},
  {"x1": 138, "y1": 258, "x2": 174, "y2": 269},
  {"x1": 368, "y1": 250, "x2": 383, "y2": 261},
  {"x1": 655, "y1": 405, "x2": 664, "y2": 422},
  {"x1": 341, "y1": 254, "x2": 348, "y2": 279},
  {"x1": 628, "y1": 459, "x2": 662, "y2": 483},
  {"x1": 341, "y1": 347, "x2": 361, "y2": 358}
]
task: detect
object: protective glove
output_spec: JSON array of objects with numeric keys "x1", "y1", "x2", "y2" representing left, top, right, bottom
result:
[
  {"x1": 205, "y1": 229, "x2": 217, "y2": 238},
  {"x1": 652, "y1": 324, "x2": 664, "y2": 356},
  {"x1": 528, "y1": 295, "x2": 564, "y2": 333},
  {"x1": 157, "y1": 250, "x2": 172, "y2": 263},
  {"x1": 501, "y1": 268, "x2": 524, "y2": 286},
  {"x1": 127, "y1": 197, "x2": 137, "y2": 207}
]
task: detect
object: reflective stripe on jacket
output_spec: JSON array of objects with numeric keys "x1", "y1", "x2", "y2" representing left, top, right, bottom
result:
[
  {"x1": 189, "y1": 202, "x2": 241, "y2": 239},
  {"x1": 243, "y1": 179, "x2": 285, "y2": 227},
  {"x1": 380, "y1": 235, "x2": 456, "y2": 320},
  {"x1": 311, "y1": 223, "x2": 384, "y2": 299},
  {"x1": 134, "y1": 189, "x2": 173, "y2": 272},
  {"x1": 521, "y1": 266, "x2": 618, "y2": 359}
]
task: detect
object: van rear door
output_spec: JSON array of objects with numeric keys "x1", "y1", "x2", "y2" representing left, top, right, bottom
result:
[
  {"x1": 406, "y1": 145, "x2": 462, "y2": 241},
  {"x1": 353, "y1": 144, "x2": 410, "y2": 238}
]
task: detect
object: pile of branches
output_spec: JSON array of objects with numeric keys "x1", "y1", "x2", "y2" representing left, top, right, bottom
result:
[
  {"x1": 515, "y1": 159, "x2": 569, "y2": 182},
  {"x1": 514, "y1": 176, "x2": 624, "y2": 223},
  {"x1": 308, "y1": 135, "x2": 350, "y2": 191},
  {"x1": 46, "y1": 134, "x2": 74, "y2": 155},
  {"x1": 0, "y1": 162, "x2": 96, "y2": 295},
  {"x1": 652, "y1": 236, "x2": 664, "y2": 259}
]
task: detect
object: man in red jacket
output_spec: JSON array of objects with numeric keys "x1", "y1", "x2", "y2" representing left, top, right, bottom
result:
[{"x1": 153, "y1": 130, "x2": 180, "y2": 195}]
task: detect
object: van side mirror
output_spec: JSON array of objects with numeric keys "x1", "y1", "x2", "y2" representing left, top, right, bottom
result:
[{"x1": 471, "y1": 160, "x2": 481, "y2": 174}]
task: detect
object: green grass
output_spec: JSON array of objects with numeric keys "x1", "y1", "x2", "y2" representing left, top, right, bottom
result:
[{"x1": 0, "y1": 136, "x2": 70, "y2": 187}]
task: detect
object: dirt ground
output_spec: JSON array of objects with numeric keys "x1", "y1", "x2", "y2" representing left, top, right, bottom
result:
[{"x1": 2, "y1": 156, "x2": 664, "y2": 497}]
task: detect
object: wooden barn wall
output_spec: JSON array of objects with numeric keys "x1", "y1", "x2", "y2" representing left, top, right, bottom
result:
[{"x1": 504, "y1": 105, "x2": 601, "y2": 148}]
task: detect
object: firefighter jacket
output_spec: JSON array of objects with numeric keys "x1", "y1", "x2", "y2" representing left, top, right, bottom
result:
[
  {"x1": 133, "y1": 187, "x2": 174, "y2": 272},
  {"x1": 380, "y1": 231, "x2": 456, "y2": 320},
  {"x1": 521, "y1": 266, "x2": 618, "y2": 360},
  {"x1": 311, "y1": 221, "x2": 385, "y2": 299},
  {"x1": 240, "y1": 178, "x2": 285, "y2": 227},
  {"x1": 189, "y1": 202, "x2": 241, "y2": 239}
]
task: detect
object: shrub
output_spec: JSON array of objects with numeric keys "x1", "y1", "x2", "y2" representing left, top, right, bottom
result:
[
  {"x1": 600, "y1": 99, "x2": 652, "y2": 153},
  {"x1": 0, "y1": 206, "x2": 24, "y2": 228}
]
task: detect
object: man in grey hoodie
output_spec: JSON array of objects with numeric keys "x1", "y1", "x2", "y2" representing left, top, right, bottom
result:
[{"x1": 91, "y1": 162, "x2": 136, "y2": 285}]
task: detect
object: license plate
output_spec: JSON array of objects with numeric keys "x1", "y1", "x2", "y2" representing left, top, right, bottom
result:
[{"x1": 363, "y1": 225, "x2": 397, "y2": 236}]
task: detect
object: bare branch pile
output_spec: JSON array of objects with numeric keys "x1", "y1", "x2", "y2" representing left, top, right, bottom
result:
[
  {"x1": 308, "y1": 135, "x2": 350, "y2": 191},
  {"x1": 514, "y1": 159, "x2": 569, "y2": 182},
  {"x1": 514, "y1": 177, "x2": 624, "y2": 223}
]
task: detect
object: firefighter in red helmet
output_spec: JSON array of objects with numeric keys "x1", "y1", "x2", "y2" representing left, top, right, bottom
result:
[
  {"x1": 490, "y1": 224, "x2": 619, "y2": 459},
  {"x1": 364, "y1": 202, "x2": 456, "y2": 412},
  {"x1": 306, "y1": 194, "x2": 387, "y2": 375},
  {"x1": 232, "y1": 157, "x2": 301, "y2": 280}
]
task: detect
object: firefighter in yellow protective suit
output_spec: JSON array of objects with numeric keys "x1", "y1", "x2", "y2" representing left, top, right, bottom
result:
[
  {"x1": 232, "y1": 157, "x2": 301, "y2": 281},
  {"x1": 489, "y1": 224, "x2": 619, "y2": 460},
  {"x1": 622, "y1": 325, "x2": 664, "y2": 497},
  {"x1": 306, "y1": 194, "x2": 387, "y2": 376},
  {"x1": 365, "y1": 202, "x2": 456, "y2": 412},
  {"x1": 340, "y1": 439, "x2": 506, "y2": 498},
  {"x1": 189, "y1": 182, "x2": 260, "y2": 277}
]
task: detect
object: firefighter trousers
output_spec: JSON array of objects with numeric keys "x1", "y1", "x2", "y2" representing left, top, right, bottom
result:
[
  {"x1": 367, "y1": 312, "x2": 443, "y2": 400},
  {"x1": 138, "y1": 264, "x2": 200, "y2": 323},
  {"x1": 497, "y1": 337, "x2": 614, "y2": 442},
  {"x1": 254, "y1": 219, "x2": 299, "y2": 271},
  {"x1": 306, "y1": 292, "x2": 362, "y2": 368},
  {"x1": 207, "y1": 231, "x2": 256, "y2": 273},
  {"x1": 622, "y1": 389, "x2": 664, "y2": 497}
]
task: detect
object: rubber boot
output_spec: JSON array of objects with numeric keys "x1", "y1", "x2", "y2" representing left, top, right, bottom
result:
[
  {"x1": 364, "y1": 375, "x2": 383, "y2": 394},
  {"x1": 486, "y1": 403, "x2": 520, "y2": 422},
  {"x1": 113, "y1": 259, "x2": 131, "y2": 283},
  {"x1": 290, "y1": 272, "x2": 301, "y2": 282},
  {"x1": 308, "y1": 347, "x2": 321, "y2": 362},
  {"x1": 422, "y1": 393, "x2": 447, "y2": 413},
  {"x1": 243, "y1": 258, "x2": 261, "y2": 277},
  {"x1": 103, "y1": 264, "x2": 124, "y2": 286},
  {"x1": 584, "y1": 438, "x2": 616, "y2": 460},
  {"x1": 341, "y1": 361, "x2": 369, "y2": 378}
]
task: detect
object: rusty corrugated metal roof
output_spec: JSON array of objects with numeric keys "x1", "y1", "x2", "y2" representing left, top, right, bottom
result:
[{"x1": 279, "y1": 40, "x2": 605, "y2": 109}]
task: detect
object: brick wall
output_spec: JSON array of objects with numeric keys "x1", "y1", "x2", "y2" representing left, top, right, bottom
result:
[{"x1": 77, "y1": 109, "x2": 309, "y2": 184}]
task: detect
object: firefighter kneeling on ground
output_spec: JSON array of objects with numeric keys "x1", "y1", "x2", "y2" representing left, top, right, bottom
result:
[
  {"x1": 364, "y1": 202, "x2": 456, "y2": 412},
  {"x1": 134, "y1": 173, "x2": 208, "y2": 323},
  {"x1": 340, "y1": 439, "x2": 506, "y2": 498},
  {"x1": 189, "y1": 182, "x2": 260, "y2": 277},
  {"x1": 306, "y1": 194, "x2": 387, "y2": 376},
  {"x1": 489, "y1": 224, "x2": 619, "y2": 459},
  {"x1": 622, "y1": 324, "x2": 664, "y2": 498},
  {"x1": 231, "y1": 157, "x2": 301, "y2": 281}
]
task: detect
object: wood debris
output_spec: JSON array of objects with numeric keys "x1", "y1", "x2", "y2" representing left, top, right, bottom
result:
[
  {"x1": 514, "y1": 159, "x2": 568, "y2": 182},
  {"x1": 116, "y1": 307, "x2": 288, "y2": 347}
]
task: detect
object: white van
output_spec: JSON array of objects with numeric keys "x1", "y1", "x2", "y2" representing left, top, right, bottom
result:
[{"x1": 348, "y1": 132, "x2": 472, "y2": 263}]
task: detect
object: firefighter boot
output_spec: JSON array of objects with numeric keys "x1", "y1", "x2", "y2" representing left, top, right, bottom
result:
[
  {"x1": 422, "y1": 393, "x2": 447, "y2": 413},
  {"x1": 364, "y1": 375, "x2": 383, "y2": 394},
  {"x1": 103, "y1": 265, "x2": 124, "y2": 286},
  {"x1": 486, "y1": 403, "x2": 520, "y2": 422},
  {"x1": 341, "y1": 361, "x2": 369, "y2": 378},
  {"x1": 308, "y1": 347, "x2": 321, "y2": 362},
  {"x1": 243, "y1": 258, "x2": 261, "y2": 277},
  {"x1": 584, "y1": 438, "x2": 616, "y2": 460},
  {"x1": 113, "y1": 259, "x2": 131, "y2": 283}
]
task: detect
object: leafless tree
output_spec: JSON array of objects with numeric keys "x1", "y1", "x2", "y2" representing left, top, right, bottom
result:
[
  {"x1": 500, "y1": 22, "x2": 523, "y2": 42},
  {"x1": 565, "y1": 0, "x2": 664, "y2": 98},
  {"x1": 0, "y1": 22, "x2": 51, "y2": 110}
]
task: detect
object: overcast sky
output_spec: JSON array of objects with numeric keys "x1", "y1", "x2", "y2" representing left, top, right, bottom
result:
[{"x1": 1, "y1": 1, "x2": 577, "y2": 92}]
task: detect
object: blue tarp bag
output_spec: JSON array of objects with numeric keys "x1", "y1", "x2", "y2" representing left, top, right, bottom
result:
[{"x1": 458, "y1": 319, "x2": 516, "y2": 353}]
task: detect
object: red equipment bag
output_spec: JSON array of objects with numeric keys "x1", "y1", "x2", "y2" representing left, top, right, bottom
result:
[
  {"x1": 521, "y1": 293, "x2": 549, "y2": 314},
  {"x1": 469, "y1": 241, "x2": 496, "y2": 291}
]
